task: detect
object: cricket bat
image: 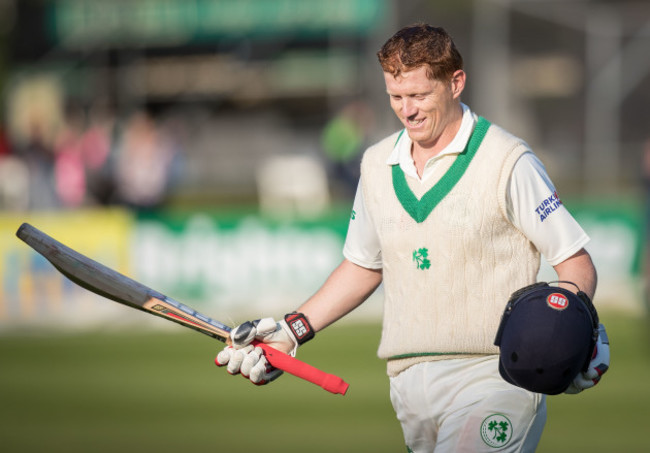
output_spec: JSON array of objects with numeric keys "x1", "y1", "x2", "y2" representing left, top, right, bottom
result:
[{"x1": 16, "y1": 222, "x2": 349, "y2": 395}]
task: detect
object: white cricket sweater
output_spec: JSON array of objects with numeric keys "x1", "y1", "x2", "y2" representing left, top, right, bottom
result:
[{"x1": 360, "y1": 118, "x2": 541, "y2": 376}]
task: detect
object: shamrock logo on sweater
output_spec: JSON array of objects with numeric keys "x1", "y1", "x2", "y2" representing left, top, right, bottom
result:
[{"x1": 412, "y1": 248, "x2": 431, "y2": 270}]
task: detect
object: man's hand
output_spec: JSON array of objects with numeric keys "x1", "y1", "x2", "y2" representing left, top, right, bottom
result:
[
  {"x1": 216, "y1": 344, "x2": 283, "y2": 385},
  {"x1": 565, "y1": 324, "x2": 610, "y2": 394},
  {"x1": 215, "y1": 313, "x2": 315, "y2": 385}
]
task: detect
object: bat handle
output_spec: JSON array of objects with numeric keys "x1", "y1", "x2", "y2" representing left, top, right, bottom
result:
[{"x1": 254, "y1": 341, "x2": 349, "y2": 395}]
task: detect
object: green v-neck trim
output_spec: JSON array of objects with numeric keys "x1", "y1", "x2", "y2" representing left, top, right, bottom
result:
[{"x1": 391, "y1": 117, "x2": 491, "y2": 223}]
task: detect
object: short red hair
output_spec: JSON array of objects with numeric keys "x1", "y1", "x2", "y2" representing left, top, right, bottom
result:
[{"x1": 377, "y1": 24, "x2": 463, "y2": 81}]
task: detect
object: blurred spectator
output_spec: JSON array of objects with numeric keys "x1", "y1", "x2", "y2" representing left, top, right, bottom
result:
[
  {"x1": 113, "y1": 111, "x2": 177, "y2": 210},
  {"x1": 321, "y1": 101, "x2": 374, "y2": 197},
  {"x1": 21, "y1": 120, "x2": 59, "y2": 209},
  {"x1": 53, "y1": 103, "x2": 87, "y2": 208},
  {"x1": 7, "y1": 75, "x2": 65, "y2": 209},
  {"x1": 82, "y1": 101, "x2": 114, "y2": 204},
  {"x1": 0, "y1": 124, "x2": 30, "y2": 211},
  {"x1": 50, "y1": 100, "x2": 116, "y2": 209}
]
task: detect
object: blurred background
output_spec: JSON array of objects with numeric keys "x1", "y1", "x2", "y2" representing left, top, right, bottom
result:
[{"x1": 0, "y1": 0, "x2": 649, "y2": 452}]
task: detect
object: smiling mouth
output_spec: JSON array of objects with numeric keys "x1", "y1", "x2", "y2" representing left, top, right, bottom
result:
[{"x1": 407, "y1": 118, "x2": 424, "y2": 127}]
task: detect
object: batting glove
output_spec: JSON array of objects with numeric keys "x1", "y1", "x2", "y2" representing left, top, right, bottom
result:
[
  {"x1": 565, "y1": 323, "x2": 610, "y2": 394},
  {"x1": 215, "y1": 313, "x2": 315, "y2": 385},
  {"x1": 215, "y1": 344, "x2": 283, "y2": 385}
]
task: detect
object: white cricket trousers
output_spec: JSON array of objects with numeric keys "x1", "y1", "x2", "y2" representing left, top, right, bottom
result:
[{"x1": 389, "y1": 355, "x2": 546, "y2": 453}]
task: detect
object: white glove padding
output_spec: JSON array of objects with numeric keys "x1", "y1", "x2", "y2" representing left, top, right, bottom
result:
[
  {"x1": 215, "y1": 317, "x2": 299, "y2": 386},
  {"x1": 215, "y1": 344, "x2": 283, "y2": 385},
  {"x1": 230, "y1": 317, "x2": 299, "y2": 356},
  {"x1": 216, "y1": 344, "x2": 254, "y2": 375},
  {"x1": 565, "y1": 323, "x2": 610, "y2": 394}
]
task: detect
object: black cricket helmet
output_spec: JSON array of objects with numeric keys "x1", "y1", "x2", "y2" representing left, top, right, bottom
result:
[{"x1": 494, "y1": 282, "x2": 599, "y2": 395}]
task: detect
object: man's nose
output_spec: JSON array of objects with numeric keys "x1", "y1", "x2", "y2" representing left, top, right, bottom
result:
[{"x1": 401, "y1": 98, "x2": 417, "y2": 117}]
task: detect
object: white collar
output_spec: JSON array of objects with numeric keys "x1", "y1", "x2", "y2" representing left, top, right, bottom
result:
[{"x1": 386, "y1": 103, "x2": 478, "y2": 181}]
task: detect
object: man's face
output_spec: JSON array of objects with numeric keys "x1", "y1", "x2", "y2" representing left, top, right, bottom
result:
[{"x1": 384, "y1": 66, "x2": 465, "y2": 149}]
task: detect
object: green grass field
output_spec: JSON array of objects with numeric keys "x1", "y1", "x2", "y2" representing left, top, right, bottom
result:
[{"x1": 1, "y1": 311, "x2": 648, "y2": 452}]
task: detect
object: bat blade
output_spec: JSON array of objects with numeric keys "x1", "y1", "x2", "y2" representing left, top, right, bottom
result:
[
  {"x1": 16, "y1": 222, "x2": 232, "y2": 342},
  {"x1": 16, "y1": 223, "x2": 349, "y2": 395}
]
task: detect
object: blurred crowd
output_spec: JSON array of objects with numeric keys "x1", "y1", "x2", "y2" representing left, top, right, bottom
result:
[
  {"x1": 0, "y1": 89, "x2": 183, "y2": 212},
  {"x1": 0, "y1": 81, "x2": 376, "y2": 215}
]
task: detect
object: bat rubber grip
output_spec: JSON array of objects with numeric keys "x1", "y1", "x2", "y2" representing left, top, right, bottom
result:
[{"x1": 255, "y1": 342, "x2": 349, "y2": 395}]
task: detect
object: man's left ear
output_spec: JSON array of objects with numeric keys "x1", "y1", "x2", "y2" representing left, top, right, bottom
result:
[{"x1": 450, "y1": 70, "x2": 466, "y2": 98}]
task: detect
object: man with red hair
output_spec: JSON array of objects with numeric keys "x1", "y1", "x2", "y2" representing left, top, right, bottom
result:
[{"x1": 217, "y1": 24, "x2": 609, "y2": 452}]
